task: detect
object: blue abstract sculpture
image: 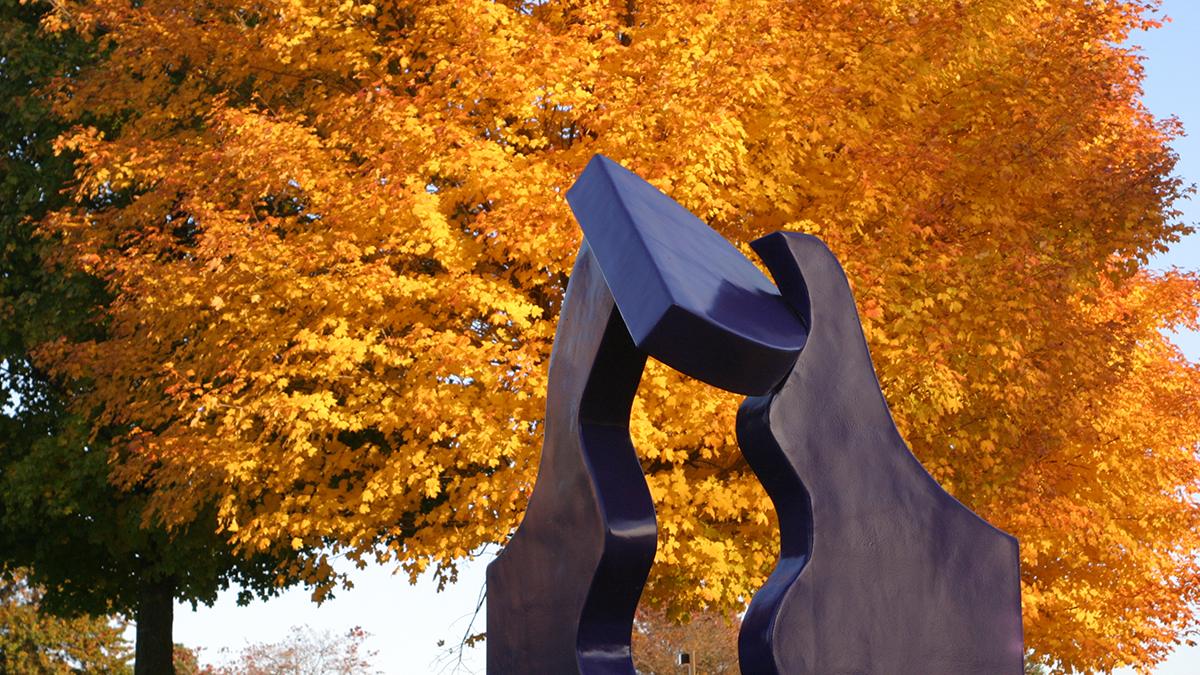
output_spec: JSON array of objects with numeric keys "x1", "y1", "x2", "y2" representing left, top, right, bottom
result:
[{"x1": 486, "y1": 155, "x2": 1024, "y2": 675}]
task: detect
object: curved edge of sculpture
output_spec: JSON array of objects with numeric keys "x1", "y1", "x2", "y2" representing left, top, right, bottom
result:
[
  {"x1": 566, "y1": 154, "x2": 807, "y2": 396},
  {"x1": 489, "y1": 156, "x2": 1024, "y2": 675},
  {"x1": 575, "y1": 308, "x2": 659, "y2": 673},
  {"x1": 486, "y1": 243, "x2": 655, "y2": 675},
  {"x1": 735, "y1": 394, "x2": 814, "y2": 675},
  {"x1": 737, "y1": 231, "x2": 1025, "y2": 675}
]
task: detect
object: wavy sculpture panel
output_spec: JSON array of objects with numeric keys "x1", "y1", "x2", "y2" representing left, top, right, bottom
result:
[
  {"x1": 486, "y1": 156, "x2": 1024, "y2": 675},
  {"x1": 738, "y1": 232, "x2": 1025, "y2": 675}
]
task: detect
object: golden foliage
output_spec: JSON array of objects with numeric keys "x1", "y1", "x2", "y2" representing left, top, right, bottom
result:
[
  {"x1": 0, "y1": 569, "x2": 131, "y2": 675},
  {"x1": 33, "y1": 0, "x2": 1200, "y2": 672}
]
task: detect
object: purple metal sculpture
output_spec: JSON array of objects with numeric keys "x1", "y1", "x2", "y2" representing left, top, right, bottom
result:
[{"x1": 486, "y1": 156, "x2": 1024, "y2": 675}]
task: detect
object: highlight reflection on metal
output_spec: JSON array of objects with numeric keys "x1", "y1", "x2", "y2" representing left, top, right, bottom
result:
[{"x1": 486, "y1": 156, "x2": 1025, "y2": 675}]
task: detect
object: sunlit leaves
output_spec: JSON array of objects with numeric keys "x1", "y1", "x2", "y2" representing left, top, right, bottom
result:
[
  {"x1": 30, "y1": 1, "x2": 1200, "y2": 672},
  {"x1": 0, "y1": 569, "x2": 132, "y2": 675}
]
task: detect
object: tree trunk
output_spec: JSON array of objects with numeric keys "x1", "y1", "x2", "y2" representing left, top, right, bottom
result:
[{"x1": 135, "y1": 574, "x2": 176, "y2": 675}]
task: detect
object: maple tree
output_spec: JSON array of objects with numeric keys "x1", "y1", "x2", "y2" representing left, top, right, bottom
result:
[
  {"x1": 23, "y1": 0, "x2": 1200, "y2": 673},
  {"x1": 1, "y1": 3, "x2": 314, "y2": 675}
]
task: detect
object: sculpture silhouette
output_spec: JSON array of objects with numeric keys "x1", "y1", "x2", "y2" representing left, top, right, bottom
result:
[
  {"x1": 738, "y1": 232, "x2": 1024, "y2": 675},
  {"x1": 486, "y1": 155, "x2": 1024, "y2": 675},
  {"x1": 486, "y1": 156, "x2": 806, "y2": 675}
]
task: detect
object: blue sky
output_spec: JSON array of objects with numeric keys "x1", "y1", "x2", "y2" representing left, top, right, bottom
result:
[
  {"x1": 171, "y1": 3, "x2": 1200, "y2": 673},
  {"x1": 1139, "y1": 1, "x2": 1200, "y2": 364}
]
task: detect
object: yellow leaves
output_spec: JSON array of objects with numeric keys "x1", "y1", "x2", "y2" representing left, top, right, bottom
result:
[{"x1": 29, "y1": 0, "x2": 1200, "y2": 670}]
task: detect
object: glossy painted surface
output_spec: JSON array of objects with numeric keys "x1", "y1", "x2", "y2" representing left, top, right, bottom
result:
[
  {"x1": 739, "y1": 232, "x2": 1025, "y2": 675},
  {"x1": 488, "y1": 157, "x2": 811, "y2": 675},
  {"x1": 566, "y1": 155, "x2": 806, "y2": 396},
  {"x1": 489, "y1": 158, "x2": 1024, "y2": 675},
  {"x1": 486, "y1": 244, "x2": 655, "y2": 675}
]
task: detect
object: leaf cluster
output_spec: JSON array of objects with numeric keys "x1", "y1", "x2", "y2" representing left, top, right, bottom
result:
[
  {"x1": 0, "y1": 567, "x2": 132, "y2": 675},
  {"x1": 23, "y1": 0, "x2": 1200, "y2": 672},
  {"x1": 0, "y1": 0, "x2": 310, "y2": 621}
]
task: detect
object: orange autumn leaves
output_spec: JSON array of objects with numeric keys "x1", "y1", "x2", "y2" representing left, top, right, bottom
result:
[{"x1": 32, "y1": 0, "x2": 1200, "y2": 672}]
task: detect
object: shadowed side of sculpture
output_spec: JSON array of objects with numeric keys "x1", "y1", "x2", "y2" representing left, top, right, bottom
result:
[
  {"x1": 488, "y1": 156, "x2": 808, "y2": 675},
  {"x1": 566, "y1": 155, "x2": 807, "y2": 396},
  {"x1": 488, "y1": 156, "x2": 1022, "y2": 675},
  {"x1": 487, "y1": 244, "x2": 655, "y2": 675},
  {"x1": 737, "y1": 232, "x2": 1025, "y2": 675}
]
